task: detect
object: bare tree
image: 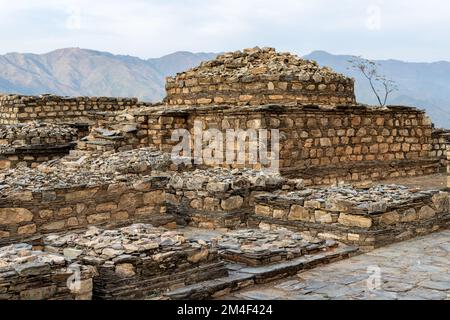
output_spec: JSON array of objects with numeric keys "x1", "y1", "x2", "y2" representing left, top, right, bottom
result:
[{"x1": 348, "y1": 56, "x2": 398, "y2": 107}]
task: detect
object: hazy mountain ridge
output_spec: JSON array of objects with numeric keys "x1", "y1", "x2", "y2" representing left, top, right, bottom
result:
[
  {"x1": 0, "y1": 48, "x2": 448, "y2": 128},
  {"x1": 0, "y1": 48, "x2": 217, "y2": 102}
]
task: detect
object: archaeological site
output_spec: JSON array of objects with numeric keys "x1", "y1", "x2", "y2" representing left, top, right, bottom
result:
[{"x1": 0, "y1": 47, "x2": 449, "y2": 301}]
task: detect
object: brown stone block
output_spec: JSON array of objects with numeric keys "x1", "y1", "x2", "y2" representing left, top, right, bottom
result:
[
  {"x1": 143, "y1": 190, "x2": 165, "y2": 206},
  {"x1": 86, "y1": 213, "x2": 110, "y2": 224},
  {"x1": 338, "y1": 213, "x2": 372, "y2": 228},
  {"x1": 42, "y1": 220, "x2": 66, "y2": 231},
  {"x1": 379, "y1": 211, "x2": 400, "y2": 225},
  {"x1": 57, "y1": 207, "x2": 73, "y2": 217},
  {"x1": 96, "y1": 202, "x2": 118, "y2": 212},
  {"x1": 0, "y1": 208, "x2": 33, "y2": 225},
  {"x1": 288, "y1": 205, "x2": 310, "y2": 221}
]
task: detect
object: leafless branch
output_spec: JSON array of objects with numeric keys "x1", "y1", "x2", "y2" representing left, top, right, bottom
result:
[{"x1": 348, "y1": 56, "x2": 398, "y2": 107}]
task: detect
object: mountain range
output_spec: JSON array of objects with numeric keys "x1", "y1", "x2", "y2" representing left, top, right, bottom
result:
[{"x1": 0, "y1": 48, "x2": 448, "y2": 128}]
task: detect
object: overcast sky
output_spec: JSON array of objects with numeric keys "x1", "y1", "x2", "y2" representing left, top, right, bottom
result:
[{"x1": 0, "y1": 0, "x2": 448, "y2": 62}]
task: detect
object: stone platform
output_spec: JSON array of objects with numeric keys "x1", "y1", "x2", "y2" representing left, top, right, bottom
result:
[
  {"x1": 0, "y1": 122, "x2": 78, "y2": 169},
  {"x1": 0, "y1": 244, "x2": 94, "y2": 300},
  {"x1": 251, "y1": 184, "x2": 450, "y2": 251},
  {"x1": 42, "y1": 224, "x2": 228, "y2": 300},
  {"x1": 217, "y1": 228, "x2": 338, "y2": 266},
  {"x1": 0, "y1": 149, "x2": 174, "y2": 245}
]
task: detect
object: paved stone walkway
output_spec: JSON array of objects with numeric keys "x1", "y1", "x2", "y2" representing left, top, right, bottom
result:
[{"x1": 225, "y1": 230, "x2": 450, "y2": 300}]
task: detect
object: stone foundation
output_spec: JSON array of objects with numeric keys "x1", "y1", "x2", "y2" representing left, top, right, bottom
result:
[
  {"x1": 0, "y1": 244, "x2": 94, "y2": 300},
  {"x1": 166, "y1": 169, "x2": 299, "y2": 229},
  {"x1": 431, "y1": 129, "x2": 450, "y2": 167},
  {"x1": 251, "y1": 185, "x2": 450, "y2": 251},
  {"x1": 0, "y1": 178, "x2": 170, "y2": 245},
  {"x1": 165, "y1": 47, "x2": 356, "y2": 106},
  {"x1": 0, "y1": 144, "x2": 76, "y2": 169},
  {"x1": 0, "y1": 122, "x2": 78, "y2": 169},
  {"x1": 217, "y1": 228, "x2": 339, "y2": 266},
  {"x1": 43, "y1": 224, "x2": 227, "y2": 299},
  {"x1": 0, "y1": 94, "x2": 148, "y2": 125}
]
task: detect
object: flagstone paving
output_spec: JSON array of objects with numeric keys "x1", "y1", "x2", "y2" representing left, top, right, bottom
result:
[{"x1": 223, "y1": 230, "x2": 450, "y2": 300}]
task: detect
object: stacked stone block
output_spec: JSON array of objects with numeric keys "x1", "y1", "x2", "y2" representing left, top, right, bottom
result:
[
  {"x1": 165, "y1": 47, "x2": 356, "y2": 106},
  {"x1": 140, "y1": 104, "x2": 439, "y2": 185},
  {"x1": 251, "y1": 186, "x2": 450, "y2": 251},
  {"x1": 0, "y1": 94, "x2": 142, "y2": 125},
  {"x1": 0, "y1": 244, "x2": 94, "y2": 300},
  {"x1": 0, "y1": 123, "x2": 78, "y2": 169},
  {"x1": 0, "y1": 176, "x2": 170, "y2": 245},
  {"x1": 43, "y1": 224, "x2": 227, "y2": 299}
]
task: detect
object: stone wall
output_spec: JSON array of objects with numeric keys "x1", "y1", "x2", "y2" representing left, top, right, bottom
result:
[
  {"x1": 165, "y1": 169, "x2": 298, "y2": 229},
  {"x1": 0, "y1": 94, "x2": 146, "y2": 125},
  {"x1": 77, "y1": 109, "x2": 152, "y2": 153},
  {"x1": 142, "y1": 104, "x2": 439, "y2": 185},
  {"x1": 43, "y1": 224, "x2": 227, "y2": 300},
  {"x1": 0, "y1": 176, "x2": 170, "y2": 245},
  {"x1": 0, "y1": 123, "x2": 78, "y2": 169},
  {"x1": 431, "y1": 129, "x2": 450, "y2": 167},
  {"x1": 165, "y1": 47, "x2": 356, "y2": 107},
  {"x1": 251, "y1": 186, "x2": 450, "y2": 251}
]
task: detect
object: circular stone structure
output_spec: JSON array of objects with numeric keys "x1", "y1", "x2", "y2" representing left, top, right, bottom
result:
[{"x1": 165, "y1": 47, "x2": 356, "y2": 106}]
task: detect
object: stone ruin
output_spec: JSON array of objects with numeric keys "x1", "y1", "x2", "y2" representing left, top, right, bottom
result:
[
  {"x1": 0, "y1": 47, "x2": 449, "y2": 300},
  {"x1": 165, "y1": 47, "x2": 356, "y2": 106},
  {"x1": 0, "y1": 122, "x2": 78, "y2": 170}
]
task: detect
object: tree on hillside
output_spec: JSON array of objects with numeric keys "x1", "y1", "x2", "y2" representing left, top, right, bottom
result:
[{"x1": 348, "y1": 56, "x2": 398, "y2": 107}]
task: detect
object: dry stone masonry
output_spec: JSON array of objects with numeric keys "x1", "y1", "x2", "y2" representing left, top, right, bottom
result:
[
  {"x1": 0, "y1": 149, "x2": 174, "y2": 245},
  {"x1": 166, "y1": 168, "x2": 298, "y2": 229},
  {"x1": 0, "y1": 122, "x2": 78, "y2": 169},
  {"x1": 165, "y1": 47, "x2": 356, "y2": 106},
  {"x1": 0, "y1": 46, "x2": 448, "y2": 300},
  {"x1": 43, "y1": 224, "x2": 227, "y2": 299},
  {"x1": 252, "y1": 184, "x2": 450, "y2": 250},
  {"x1": 0, "y1": 244, "x2": 94, "y2": 300},
  {"x1": 144, "y1": 104, "x2": 438, "y2": 184},
  {"x1": 0, "y1": 94, "x2": 144, "y2": 125},
  {"x1": 217, "y1": 228, "x2": 339, "y2": 266}
]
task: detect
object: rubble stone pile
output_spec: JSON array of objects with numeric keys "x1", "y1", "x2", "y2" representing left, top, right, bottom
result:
[
  {"x1": 43, "y1": 224, "x2": 227, "y2": 299},
  {"x1": 0, "y1": 244, "x2": 94, "y2": 300},
  {"x1": 166, "y1": 47, "x2": 356, "y2": 106}
]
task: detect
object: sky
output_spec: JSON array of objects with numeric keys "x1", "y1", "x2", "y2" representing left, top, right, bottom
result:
[{"x1": 0, "y1": 0, "x2": 448, "y2": 62}]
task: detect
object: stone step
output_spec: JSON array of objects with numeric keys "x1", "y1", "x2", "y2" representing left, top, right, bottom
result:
[
  {"x1": 163, "y1": 245, "x2": 359, "y2": 300},
  {"x1": 84, "y1": 140, "x2": 118, "y2": 146}
]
